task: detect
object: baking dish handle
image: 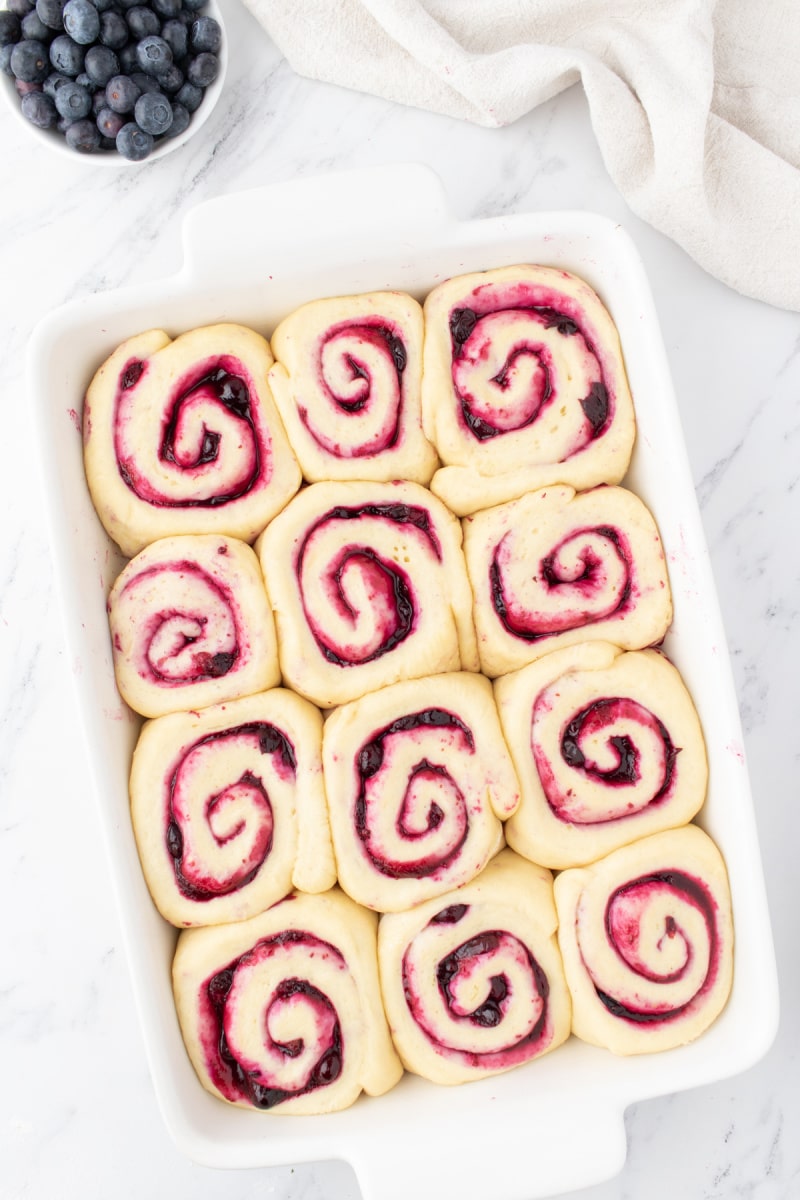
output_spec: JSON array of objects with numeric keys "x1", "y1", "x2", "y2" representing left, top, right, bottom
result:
[
  {"x1": 348, "y1": 1100, "x2": 629, "y2": 1200},
  {"x1": 180, "y1": 162, "x2": 451, "y2": 284}
]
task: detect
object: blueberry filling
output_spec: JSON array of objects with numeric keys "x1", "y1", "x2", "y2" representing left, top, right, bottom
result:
[
  {"x1": 121, "y1": 359, "x2": 144, "y2": 389},
  {"x1": 490, "y1": 525, "x2": 631, "y2": 641},
  {"x1": 449, "y1": 300, "x2": 610, "y2": 443},
  {"x1": 193, "y1": 649, "x2": 236, "y2": 676},
  {"x1": 431, "y1": 903, "x2": 469, "y2": 925},
  {"x1": 167, "y1": 721, "x2": 294, "y2": 900},
  {"x1": 354, "y1": 709, "x2": 472, "y2": 878},
  {"x1": 598, "y1": 870, "x2": 718, "y2": 1024},
  {"x1": 580, "y1": 382, "x2": 610, "y2": 435},
  {"x1": 561, "y1": 698, "x2": 677, "y2": 790},
  {"x1": 449, "y1": 306, "x2": 478, "y2": 351},
  {"x1": 436, "y1": 931, "x2": 549, "y2": 1032},
  {"x1": 126, "y1": 559, "x2": 240, "y2": 683},
  {"x1": 150, "y1": 365, "x2": 260, "y2": 507},
  {"x1": 318, "y1": 548, "x2": 413, "y2": 666},
  {"x1": 298, "y1": 502, "x2": 441, "y2": 666},
  {"x1": 206, "y1": 933, "x2": 344, "y2": 1109},
  {"x1": 462, "y1": 346, "x2": 553, "y2": 442}
]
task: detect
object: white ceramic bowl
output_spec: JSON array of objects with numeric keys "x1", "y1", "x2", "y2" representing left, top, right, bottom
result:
[
  {"x1": 1, "y1": 0, "x2": 226, "y2": 165},
  {"x1": 28, "y1": 164, "x2": 779, "y2": 1200}
]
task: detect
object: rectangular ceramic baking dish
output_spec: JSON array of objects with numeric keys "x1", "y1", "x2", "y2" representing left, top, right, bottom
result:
[{"x1": 29, "y1": 163, "x2": 779, "y2": 1200}]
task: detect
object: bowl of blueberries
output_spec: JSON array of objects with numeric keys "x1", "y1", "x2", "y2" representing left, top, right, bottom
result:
[{"x1": 0, "y1": 0, "x2": 226, "y2": 162}]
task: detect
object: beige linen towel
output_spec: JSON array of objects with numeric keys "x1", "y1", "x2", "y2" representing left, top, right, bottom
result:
[{"x1": 242, "y1": 0, "x2": 800, "y2": 311}]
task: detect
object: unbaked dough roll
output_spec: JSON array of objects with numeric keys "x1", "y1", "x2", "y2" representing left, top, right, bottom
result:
[
  {"x1": 496, "y1": 643, "x2": 708, "y2": 868},
  {"x1": 422, "y1": 265, "x2": 635, "y2": 515},
  {"x1": 130, "y1": 689, "x2": 336, "y2": 927},
  {"x1": 173, "y1": 888, "x2": 403, "y2": 1113},
  {"x1": 83, "y1": 324, "x2": 302, "y2": 557},
  {"x1": 322, "y1": 672, "x2": 519, "y2": 912},
  {"x1": 257, "y1": 480, "x2": 479, "y2": 708},
  {"x1": 463, "y1": 484, "x2": 672, "y2": 677},
  {"x1": 378, "y1": 849, "x2": 571, "y2": 1085},
  {"x1": 268, "y1": 291, "x2": 438, "y2": 483},
  {"x1": 554, "y1": 825, "x2": 734, "y2": 1054},
  {"x1": 108, "y1": 534, "x2": 279, "y2": 718}
]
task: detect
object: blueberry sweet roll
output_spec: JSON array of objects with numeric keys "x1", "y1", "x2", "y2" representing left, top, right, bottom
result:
[
  {"x1": 173, "y1": 889, "x2": 403, "y2": 1113},
  {"x1": 554, "y1": 825, "x2": 734, "y2": 1054},
  {"x1": 257, "y1": 480, "x2": 479, "y2": 709},
  {"x1": 422, "y1": 265, "x2": 635, "y2": 515},
  {"x1": 108, "y1": 534, "x2": 279, "y2": 718},
  {"x1": 130, "y1": 689, "x2": 336, "y2": 927},
  {"x1": 268, "y1": 291, "x2": 438, "y2": 483},
  {"x1": 83, "y1": 324, "x2": 302, "y2": 557},
  {"x1": 378, "y1": 849, "x2": 571, "y2": 1084},
  {"x1": 463, "y1": 484, "x2": 672, "y2": 677},
  {"x1": 496, "y1": 643, "x2": 707, "y2": 868},
  {"x1": 322, "y1": 672, "x2": 520, "y2": 912}
]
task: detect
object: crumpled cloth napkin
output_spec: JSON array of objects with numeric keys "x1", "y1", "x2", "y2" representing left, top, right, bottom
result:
[{"x1": 242, "y1": 0, "x2": 800, "y2": 312}]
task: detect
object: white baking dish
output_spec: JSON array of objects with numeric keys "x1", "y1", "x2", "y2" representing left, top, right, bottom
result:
[{"x1": 29, "y1": 163, "x2": 779, "y2": 1200}]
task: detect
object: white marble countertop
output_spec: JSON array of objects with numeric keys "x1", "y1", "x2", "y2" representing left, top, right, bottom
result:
[{"x1": 1, "y1": 1, "x2": 798, "y2": 1197}]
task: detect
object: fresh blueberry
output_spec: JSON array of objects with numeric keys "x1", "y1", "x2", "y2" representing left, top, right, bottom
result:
[
  {"x1": 42, "y1": 68, "x2": 69, "y2": 94},
  {"x1": 84, "y1": 42, "x2": 117, "y2": 84},
  {"x1": 21, "y1": 9, "x2": 50, "y2": 40},
  {"x1": 180, "y1": 0, "x2": 205, "y2": 11},
  {"x1": 162, "y1": 96, "x2": 188, "y2": 137},
  {"x1": 129, "y1": 68, "x2": 158, "y2": 92},
  {"x1": 115, "y1": 119, "x2": 153, "y2": 159},
  {"x1": 155, "y1": 60, "x2": 181, "y2": 91},
  {"x1": 35, "y1": 0, "x2": 65, "y2": 30},
  {"x1": 9, "y1": 0, "x2": 35, "y2": 16},
  {"x1": 160, "y1": 16, "x2": 187, "y2": 59},
  {"x1": 1, "y1": 43, "x2": 16, "y2": 74},
  {"x1": 15, "y1": 75, "x2": 42, "y2": 94},
  {"x1": 104, "y1": 71, "x2": 139, "y2": 110},
  {"x1": 125, "y1": 4, "x2": 158, "y2": 38},
  {"x1": 54, "y1": 76, "x2": 91, "y2": 117},
  {"x1": 136, "y1": 33, "x2": 171, "y2": 76},
  {"x1": 174, "y1": 77, "x2": 201, "y2": 111},
  {"x1": 151, "y1": 0, "x2": 180, "y2": 16},
  {"x1": 116, "y1": 39, "x2": 138, "y2": 71},
  {"x1": 189, "y1": 15, "x2": 219, "y2": 53},
  {"x1": 134, "y1": 87, "x2": 171, "y2": 133},
  {"x1": 49, "y1": 33, "x2": 85, "y2": 74},
  {"x1": 186, "y1": 49, "x2": 216, "y2": 87},
  {"x1": 10, "y1": 38, "x2": 50, "y2": 81},
  {"x1": 21, "y1": 87, "x2": 58, "y2": 126},
  {"x1": 63, "y1": 0, "x2": 100, "y2": 43},
  {"x1": 98, "y1": 9, "x2": 127, "y2": 48},
  {"x1": 95, "y1": 103, "x2": 123, "y2": 136},
  {"x1": 65, "y1": 114, "x2": 100, "y2": 149},
  {"x1": 0, "y1": 10, "x2": 21, "y2": 43}
]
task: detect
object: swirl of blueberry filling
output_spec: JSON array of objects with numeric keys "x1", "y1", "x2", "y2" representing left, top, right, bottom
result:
[
  {"x1": 117, "y1": 559, "x2": 240, "y2": 685},
  {"x1": 402, "y1": 902, "x2": 552, "y2": 1068},
  {"x1": 114, "y1": 356, "x2": 264, "y2": 507},
  {"x1": 165, "y1": 722, "x2": 296, "y2": 901},
  {"x1": 448, "y1": 304, "x2": 609, "y2": 444},
  {"x1": 596, "y1": 870, "x2": 719, "y2": 1024},
  {"x1": 355, "y1": 709, "x2": 473, "y2": 878},
  {"x1": 296, "y1": 502, "x2": 442, "y2": 666},
  {"x1": 201, "y1": 930, "x2": 344, "y2": 1109},
  {"x1": 534, "y1": 696, "x2": 678, "y2": 825},
  {"x1": 301, "y1": 320, "x2": 407, "y2": 457},
  {"x1": 490, "y1": 524, "x2": 631, "y2": 642}
]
